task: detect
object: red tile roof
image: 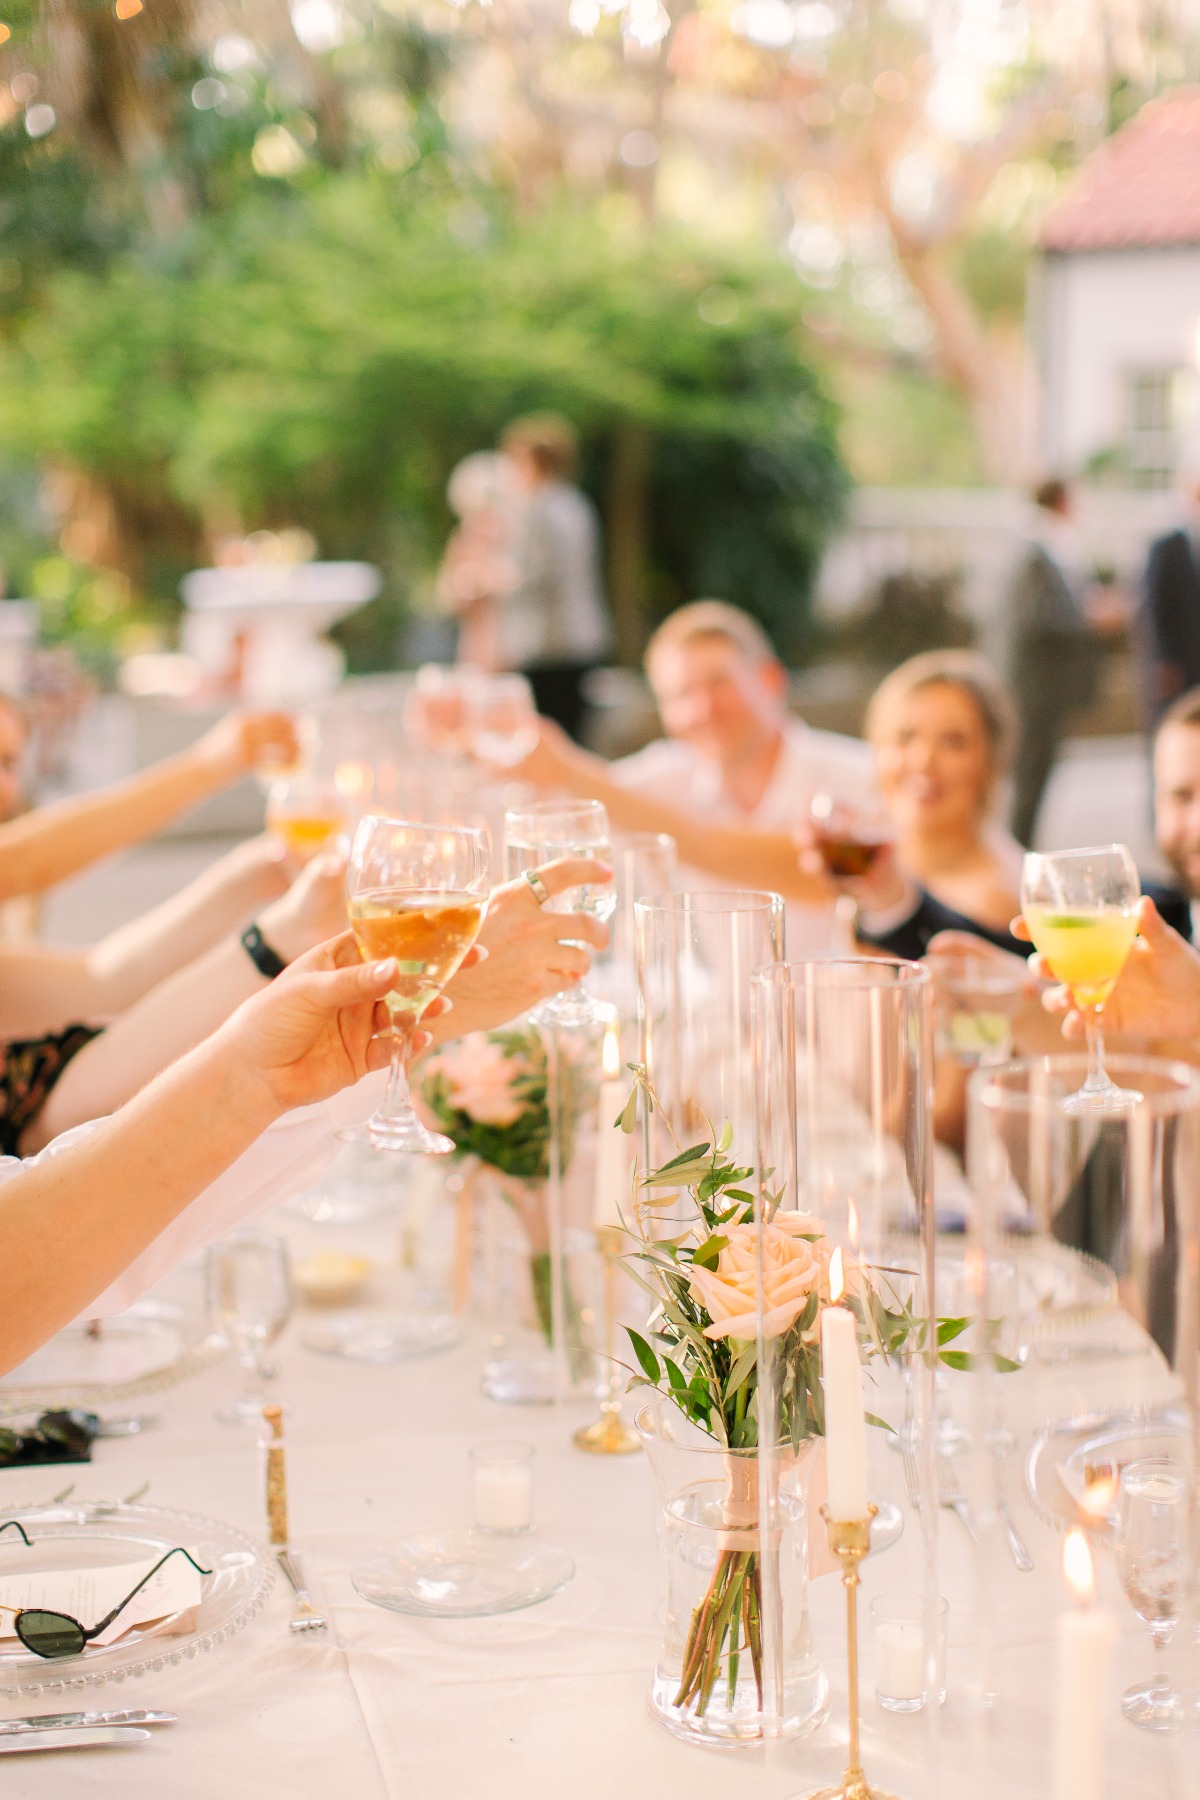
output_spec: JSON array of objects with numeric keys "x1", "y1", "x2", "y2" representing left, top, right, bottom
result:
[{"x1": 1040, "y1": 88, "x2": 1200, "y2": 252}]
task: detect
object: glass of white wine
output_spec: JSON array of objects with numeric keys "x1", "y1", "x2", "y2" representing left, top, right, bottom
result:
[
  {"x1": 1020, "y1": 844, "x2": 1141, "y2": 1111},
  {"x1": 1115, "y1": 1457, "x2": 1187, "y2": 1733},
  {"x1": 348, "y1": 815, "x2": 490, "y2": 1155},
  {"x1": 503, "y1": 799, "x2": 616, "y2": 1026},
  {"x1": 265, "y1": 772, "x2": 347, "y2": 861}
]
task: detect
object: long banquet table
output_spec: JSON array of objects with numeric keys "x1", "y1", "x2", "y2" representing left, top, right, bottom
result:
[{"x1": 1, "y1": 1196, "x2": 1194, "y2": 1800}]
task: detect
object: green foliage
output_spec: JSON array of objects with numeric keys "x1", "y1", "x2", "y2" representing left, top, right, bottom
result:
[
  {"x1": 418, "y1": 1023, "x2": 596, "y2": 1181},
  {"x1": 0, "y1": 176, "x2": 846, "y2": 663}
]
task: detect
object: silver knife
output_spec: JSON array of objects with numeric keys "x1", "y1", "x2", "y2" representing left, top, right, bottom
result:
[
  {"x1": 0, "y1": 1727, "x2": 150, "y2": 1754},
  {"x1": 0, "y1": 1710, "x2": 175, "y2": 1734}
]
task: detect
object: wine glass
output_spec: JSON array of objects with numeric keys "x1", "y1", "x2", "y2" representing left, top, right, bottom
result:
[
  {"x1": 807, "y1": 792, "x2": 895, "y2": 952},
  {"x1": 1115, "y1": 1456, "x2": 1187, "y2": 1732},
  {"x1": 347, "y1": 815, "x2": 490, "y2": 1154},
  {"x1": 265, "y1": 772, "x2": 348, "y2": 861},
  {"x1": 1020, "y1": 845, "x2": 1142, "y2": 1111},
  {"x1": 205, "y1": 1231, "x2": 294, "y2": 1427},
  {"x1": 465, "y1": 673, "x2": 539, "y2": 768},
  {"x1": 503, "y1": 799, "x2": 616, "y2": 1025},
  {"x1": 403, "y1": 664, "x2": 475, "y2": 757}
]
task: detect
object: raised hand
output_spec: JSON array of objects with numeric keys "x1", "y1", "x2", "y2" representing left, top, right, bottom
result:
[{"x1": 1014, "y1": 895, "x2": 1200, "y2": 1044}]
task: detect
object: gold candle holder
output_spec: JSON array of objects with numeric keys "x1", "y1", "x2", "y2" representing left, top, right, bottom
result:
[
  {"x1": 262, "y1": 1403, "x2": 289, "y2": 1547},
  {"x1": 804, "y1": 1504, "x2": 900, "y2": 1800},
  {"x1": 573, "y1": 1225, "x2": 640, "y2": 1456}
]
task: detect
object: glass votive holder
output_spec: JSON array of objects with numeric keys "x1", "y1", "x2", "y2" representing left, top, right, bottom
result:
[
  {"x1": 470, "y1": 1440, "x2": 534, "y2": 1535},
  {"x1": 870, "y1": 1592, "x2": 949, "y2": 1712}
]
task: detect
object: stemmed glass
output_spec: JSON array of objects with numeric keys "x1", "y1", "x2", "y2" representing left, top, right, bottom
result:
[
  {"x1": 347, "y1": 815, "x2": 490, "y2": 1154},
  {"x1": 503, "y1": 799, "x2": 616, "y2": 1025},
  {"x1": 1115, "y1": 1456, "x2": 1187, "y2": 1732},
  {"x1": 807, "y1": 791, "x2": 895, "y2": 952},
  {"x1": 205, "y1": 1232, "x2": 294, "y2": 1427},
  {"x1": 465, "y1": 673, "x2": 539, "y2": 768},
  {"x1": 1020, "y1": 844, "x2": 1142, "y2": 1111},
  {"x1": 265, "y1": 772, "x2": 348, "y2": 861}
]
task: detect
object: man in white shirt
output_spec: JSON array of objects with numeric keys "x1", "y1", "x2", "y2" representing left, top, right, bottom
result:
[{"x1": 611, "y1": 601, "x2": 873, "y2": 951}]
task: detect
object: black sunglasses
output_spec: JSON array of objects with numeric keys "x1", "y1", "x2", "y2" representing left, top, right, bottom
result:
[{"x1": 0, "y1": 1520, "x2": 212, "y2": 1659}]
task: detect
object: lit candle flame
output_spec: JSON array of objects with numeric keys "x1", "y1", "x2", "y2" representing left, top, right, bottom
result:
[
  {"x1": 1063, "y1": 1527, "x2": 1096, "y2": 1604},
  {"x1": 602, "y1": 1019, "x2": 621, "y2": 1080},
  {"x1": 1081, "y1": 1473, "x2": 1117, "y2": 1519},
  {"x1": 830, "y1": 1244, "x2": 845, "y2": 1305},
  {"x1": 334, "y1": 759, "x2": 372, "y2": 799}
]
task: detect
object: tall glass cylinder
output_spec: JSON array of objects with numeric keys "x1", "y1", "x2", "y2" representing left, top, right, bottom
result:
[
  {"x1": 634, "y1": 891, "x2": 785, "y2": 1174},
  {"x1": 751, "y1": 958, "x2": 939, "y2": 1778},
  {"x1": 965, "y1": 1055, "x2": 1200, "y2": 1797}
]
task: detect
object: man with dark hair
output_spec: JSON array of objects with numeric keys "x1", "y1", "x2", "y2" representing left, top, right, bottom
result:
[
  {"x1": 1004, "y1": 476, "x2": 1101, "y2": 846},
  {"x1": 496, "y1": 413, "x2": 612, "y2": 740},
  {"x1": 1137, "y1": 474, "x2": 1200, "y2": 730}
]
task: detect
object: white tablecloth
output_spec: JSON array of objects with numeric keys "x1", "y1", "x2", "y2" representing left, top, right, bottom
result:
[{"x1": 1, "y1": 1200, "x2": 1195, "y2": 1800}]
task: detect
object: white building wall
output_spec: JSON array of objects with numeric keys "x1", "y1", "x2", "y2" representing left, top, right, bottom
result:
[{"x1": 1039, "y1": 246, "x2": 1200, "y2": 472}]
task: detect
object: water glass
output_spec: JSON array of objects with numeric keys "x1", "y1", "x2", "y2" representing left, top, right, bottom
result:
[
  {"x1": 206, "y1": 1231, "x2": 294, "y2": 1426},
  {"x1": 1115, "y1": 1456, "x2": 1187, "y2": 1732},
  {"x1": 504, "y1": 798, "x2": 616, "y2": 1025},
  {"x1": 465, "y1": 672, "x2": 539, "y2": 768}
]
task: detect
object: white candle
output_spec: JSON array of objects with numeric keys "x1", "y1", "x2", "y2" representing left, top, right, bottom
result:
[
  {"x1": 472, "y1": 1455, "x2": 533, "y2": 1533},
  {"x1": 593, "y1": 1019, "x2": 633, "y2": 1229},
  {"x1": 1052, "y1": 1530, "x2": 1116, "y2": 1800},
  {"x1": 875, "y1": 1621, "x2": 926, "y2": 1702},
  {"x1": 820, "y1": 1249, "x2": 869, "y2": 1521}
]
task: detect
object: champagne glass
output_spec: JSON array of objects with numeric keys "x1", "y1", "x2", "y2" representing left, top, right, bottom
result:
[
  {"x1": 348, "y1": 815, "x2": 490, "y2": 1154},
  {"x1": 265, "y1": 772, "x2": 348, "y2": 861},
  {"x1": 465, "y1": 672, "x2": 539, "y2": 768},
  {"x1": 206, "y1": 1231, "x2": 294, "y2": 1427},
  {"x1": 503, "y1": 799, "x2": 616, "y2": 1025},
  {"x1": 1020, "y1": 845, "x2": 1141, "y2": 1111},
  {"x1": 1115, "y1": 1457, "x2": 1186, "y2": 1732}
]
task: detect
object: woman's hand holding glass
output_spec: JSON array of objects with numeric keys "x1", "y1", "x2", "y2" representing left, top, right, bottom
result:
[{"x1": 1015, "y1": 894, "x2": 1200, "y2": 1048}]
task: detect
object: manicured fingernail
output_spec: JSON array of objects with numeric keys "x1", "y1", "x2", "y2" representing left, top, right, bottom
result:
[{"x1": 374, "y1": 959, "x2": 396, "y2": 979}]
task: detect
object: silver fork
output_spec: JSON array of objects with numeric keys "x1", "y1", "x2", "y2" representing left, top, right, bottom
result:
[
  {"x1": 276, "y1": 1547, "x2": 327, "y2": 1634},
  {"x1": 937, "y1": 1454, "x2": 981, "y2": 1547}
]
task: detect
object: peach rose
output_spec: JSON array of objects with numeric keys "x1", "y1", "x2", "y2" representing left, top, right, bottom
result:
[{"x1": 687, "y1": 1211, "x2": 832, "y2": 1341}]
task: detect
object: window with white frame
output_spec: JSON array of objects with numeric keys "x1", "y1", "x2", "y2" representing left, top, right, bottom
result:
[{"x1": 1123, "y1": 369, "x2": 1179, "y2": 489}]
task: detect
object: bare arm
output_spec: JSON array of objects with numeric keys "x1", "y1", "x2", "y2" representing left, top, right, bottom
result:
[
  {"x1": 513, "y1": 721, "x2": 831, "y2": 903},
  {"x1": 0, "y1": 710, "x2": 297, "y2": 901},
  {"x1": 25, "y1": 856, "x2": 612, "y2": 1149},
  {"x1": 0, "y1": 836, "x2": 291, "y2": 1038},
  {"x1": 0, "y1": 936, "x2": 397, "y2": 1373}
]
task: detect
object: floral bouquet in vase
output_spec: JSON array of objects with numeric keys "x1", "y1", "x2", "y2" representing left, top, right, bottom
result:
[{"x1": 617, "y1": 1065, "x2": 969, "y2": 1746}]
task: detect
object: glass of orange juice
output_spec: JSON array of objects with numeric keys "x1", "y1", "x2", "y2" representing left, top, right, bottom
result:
[
  {"x1": 1021, "y1": 844, "x2": 1142, "y2": 1111},
  {"x1": 265, "y1": 774, "x2": 348, "y2": 862}
]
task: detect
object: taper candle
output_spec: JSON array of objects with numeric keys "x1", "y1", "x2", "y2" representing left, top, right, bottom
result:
[
  {"x1": 593, "y1": 1017, "x2": 633, "y2": 1229},
  {"x1": 820, "y1": 1247, "x2": 869, "y2": 1521},
  {"x1": 1052, "y1": 1529, "x2": 1116, "y2": 1800}
]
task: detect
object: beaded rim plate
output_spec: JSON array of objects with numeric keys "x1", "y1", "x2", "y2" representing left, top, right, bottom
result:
[
  {"x1": 1024, "y1": 1406, "x2": 1188, "y2": 1539},
  {"x1": 0, "y1": 1303, "x2": 227, "y2": 1418},
  {"x1": 0, "y1": 1503, "x2": 273, "y2": 1697}
]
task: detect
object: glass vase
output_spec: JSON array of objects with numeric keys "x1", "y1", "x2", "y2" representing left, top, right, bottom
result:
[{"x1": 636, "y1": 1399, "x2": 828, "y2": 1749}]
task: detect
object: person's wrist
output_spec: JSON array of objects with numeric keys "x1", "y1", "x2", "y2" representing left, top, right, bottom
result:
[{"x1": 192, "y1": 1029, "x2": 287, "y2": 1132}]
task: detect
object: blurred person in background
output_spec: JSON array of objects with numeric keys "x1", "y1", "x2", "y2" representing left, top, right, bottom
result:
[
  {"x1": 495, "y1": 413, "x2": 612, "y2": 739},
  {"x1": 436, "y1": 451, "x2": 519, "y2": 671},
  {"x1": 1004, "y1": 477, "x2": 1101, "y2": 847},
  {"x1": 1137, "y1": 470, "x2": 1200, "y2": 731},
  {"x1": 513, "y1": 623, "x2": 1025, "y2": 955}
]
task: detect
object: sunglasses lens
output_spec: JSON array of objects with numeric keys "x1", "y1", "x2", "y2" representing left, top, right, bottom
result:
[{"x1": 16, "y1": 1610, "x2": 85, "y2": 1659}]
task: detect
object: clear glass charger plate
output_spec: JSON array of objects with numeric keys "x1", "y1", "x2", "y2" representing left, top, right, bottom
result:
[
  {"x1": 0, "y1": 1503, "x2": 273, "y2": 1698},
  {"x1": 937, "y1": 1239, "x2": 1117, "y2": 1336},
  {"x1": 302, "y1": 1312, "x2": 464, "y2": 1363},
  {"x1": 1024, "y1": 1405, "x2": 1188, "y2": 1539},
  {"x1": 0, "y1": 1302, "x2": 226, "y2": 1418},
  {"x1": 353, "y1": 1531, "x2": 574, "y2": 1618}
]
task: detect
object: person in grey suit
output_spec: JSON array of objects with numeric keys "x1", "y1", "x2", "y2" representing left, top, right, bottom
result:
[
  {"x1": 1137, "y1": 476, "x2": 1200, "y2": 730},
  {"x1": 1005, "y1": 477, "x2": 1101, "y2": 846},
  {"x1": 497, "y1": 414, "x2": 613, "y2": 741}
]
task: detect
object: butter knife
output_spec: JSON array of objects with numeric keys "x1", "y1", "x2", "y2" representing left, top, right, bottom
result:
[
  {"x1": 0, "y1": 1710, "x2": 175, "y2": 1734},
  {"x1": 0, "y1": 1727, "x2": 150, "y2": 1754}
]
